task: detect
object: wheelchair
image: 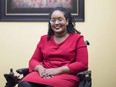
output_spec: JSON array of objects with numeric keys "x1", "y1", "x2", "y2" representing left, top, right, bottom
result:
[{"x1": 4, "y1": 40, "x2": 91, "y2": 87}]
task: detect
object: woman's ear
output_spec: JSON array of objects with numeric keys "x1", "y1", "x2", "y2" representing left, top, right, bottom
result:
[{"x1": 66, "y1": 20, "x2": 69, "y2": 25}]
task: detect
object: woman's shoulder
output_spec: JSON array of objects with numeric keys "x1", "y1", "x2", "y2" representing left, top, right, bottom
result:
[
  {"x1": 40, "y1": 34, "x2": 48, "y2": 39},
  {"x1": 70, "y1": 33, "x2": 83, "y2": 38},
  {"x1": 37, "y1": 35, "x2": 48, "y2": 45}
]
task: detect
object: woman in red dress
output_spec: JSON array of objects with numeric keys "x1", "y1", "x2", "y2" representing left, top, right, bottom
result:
[{"x1": 18, "y1": 7, "x2": 88, "y2": 87}]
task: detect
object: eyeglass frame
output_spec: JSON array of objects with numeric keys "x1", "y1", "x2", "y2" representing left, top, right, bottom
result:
[{"x1": 49, "y1": 17, "x2": 67, "y2": 24}]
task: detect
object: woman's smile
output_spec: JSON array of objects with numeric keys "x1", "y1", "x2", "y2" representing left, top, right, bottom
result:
[{"x1": 53, "y1": 25, "x2": 62, "y2": 30}]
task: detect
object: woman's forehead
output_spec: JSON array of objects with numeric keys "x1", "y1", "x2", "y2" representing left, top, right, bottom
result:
[{"x1": 51, "y1": 10, "x2": 65, "y2": 17}]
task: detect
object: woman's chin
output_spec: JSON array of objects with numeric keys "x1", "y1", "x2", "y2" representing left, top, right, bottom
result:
[{"x1": 53, "y1": 28, "x2": 62, "y2": 32}]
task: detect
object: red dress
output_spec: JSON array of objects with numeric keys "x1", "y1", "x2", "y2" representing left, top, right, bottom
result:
[{"x1": 22, "y1": 33, "x2": 88, "y2": 87}]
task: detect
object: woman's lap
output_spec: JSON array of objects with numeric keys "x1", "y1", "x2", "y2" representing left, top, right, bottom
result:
[
  {"x1": 18, "y1": 81, "x2": 52, "y2": 87},
  {"x1": 22, "y1": 72, "x2": 79, "y2": 87}
]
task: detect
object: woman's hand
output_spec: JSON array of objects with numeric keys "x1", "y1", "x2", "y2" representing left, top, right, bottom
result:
[
  {"x1": 34, "y1": 65, "x2": 70, "y2": 79},
  {"x1": 34, "y1": 65, "x2": 46, "y2": 77},
  {"x1": 43, "y1": 68, "x2": 61, "y2": 79},
  {"x1": 43, "y1": 66, "x2": 70, "y2": 79}
]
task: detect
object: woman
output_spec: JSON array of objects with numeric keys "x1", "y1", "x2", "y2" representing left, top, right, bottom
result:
[{"x1": 18, "y1": 7, "x2": 88, "y2": 87}]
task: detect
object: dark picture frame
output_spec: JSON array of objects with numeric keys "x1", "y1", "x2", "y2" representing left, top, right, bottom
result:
[{"x1": 0, "y1": 0, "x2": 84, "y2": 22}]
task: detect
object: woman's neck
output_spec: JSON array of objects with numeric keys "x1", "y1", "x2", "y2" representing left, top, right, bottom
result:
[
  {"x1": 53, "y1": 32, "x2": 69, "y2": 44},
  {"x1": 54, "y1": 31, "x2": 68, "y2": 38}
]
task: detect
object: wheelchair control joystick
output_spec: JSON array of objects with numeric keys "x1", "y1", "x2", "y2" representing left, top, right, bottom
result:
[
  {"x1": 4, "y1": 68, "x2": 19, "y2": 87},
  {"x1": 9, "y1": 68, "x2": 14, "y2": 77}
]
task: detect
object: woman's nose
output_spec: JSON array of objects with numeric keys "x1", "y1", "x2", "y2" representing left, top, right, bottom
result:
[{"x1": 54, "y1": 20, "x2": 59, "y2": 24}]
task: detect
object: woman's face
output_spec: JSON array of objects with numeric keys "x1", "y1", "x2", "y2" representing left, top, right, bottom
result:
[{"x1": 50, "y1": 10, "x2": 69, "y2": 35}]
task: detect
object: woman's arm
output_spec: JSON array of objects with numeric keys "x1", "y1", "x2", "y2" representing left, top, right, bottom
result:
[
  {"x1": 29, "y1": 37, "x2": 44, "y2": 72},
  {"x1": 67, "y1": 36, "x2": 88, "y2": 74}
]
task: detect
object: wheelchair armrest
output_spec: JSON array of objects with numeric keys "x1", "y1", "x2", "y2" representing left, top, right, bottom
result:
[
  {"x1": 77, "y1": 70, "x2": 92, "y2": 87},
  {"x1": 77, "y1": 70, "x2": 91, "y2": 80},
  {"x1": 77, "y1": 70, "x2": 91, "y2": 76},
  {"x1": 16, "y1": 68, "x2": 29, "y2": 76}
]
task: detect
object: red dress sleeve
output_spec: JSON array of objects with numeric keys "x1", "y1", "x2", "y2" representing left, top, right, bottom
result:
[
  {"x1": 67, "y1": 36, "x2": 88, "y2": 74},
  {"x1": 29, "y1": 36, "x2": 44, "y2": 72}
]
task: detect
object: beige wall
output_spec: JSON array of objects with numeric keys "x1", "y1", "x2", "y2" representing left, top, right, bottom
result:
[{"x1": 0, "y1": 0, "x2": 116, "y2": 87}]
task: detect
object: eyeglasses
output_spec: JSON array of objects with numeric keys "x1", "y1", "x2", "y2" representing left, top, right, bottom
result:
[{"x1": 49, "y1": 18, "x2": 65, "y2": 24}]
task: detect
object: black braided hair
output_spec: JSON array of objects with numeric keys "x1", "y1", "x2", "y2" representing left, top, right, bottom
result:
[{"x1": 47, "y1": 7, "x2": 80, "y2": 40}]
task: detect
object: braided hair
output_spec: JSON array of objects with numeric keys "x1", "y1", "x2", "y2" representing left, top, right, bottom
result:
[{"x1": 47, "y1": 7, "x2": 80, "y2": 40}]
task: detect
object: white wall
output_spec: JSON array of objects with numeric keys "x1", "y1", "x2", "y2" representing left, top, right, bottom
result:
[{"x1": 0, "y1": 0, "x2": 116, "y2": 87}]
